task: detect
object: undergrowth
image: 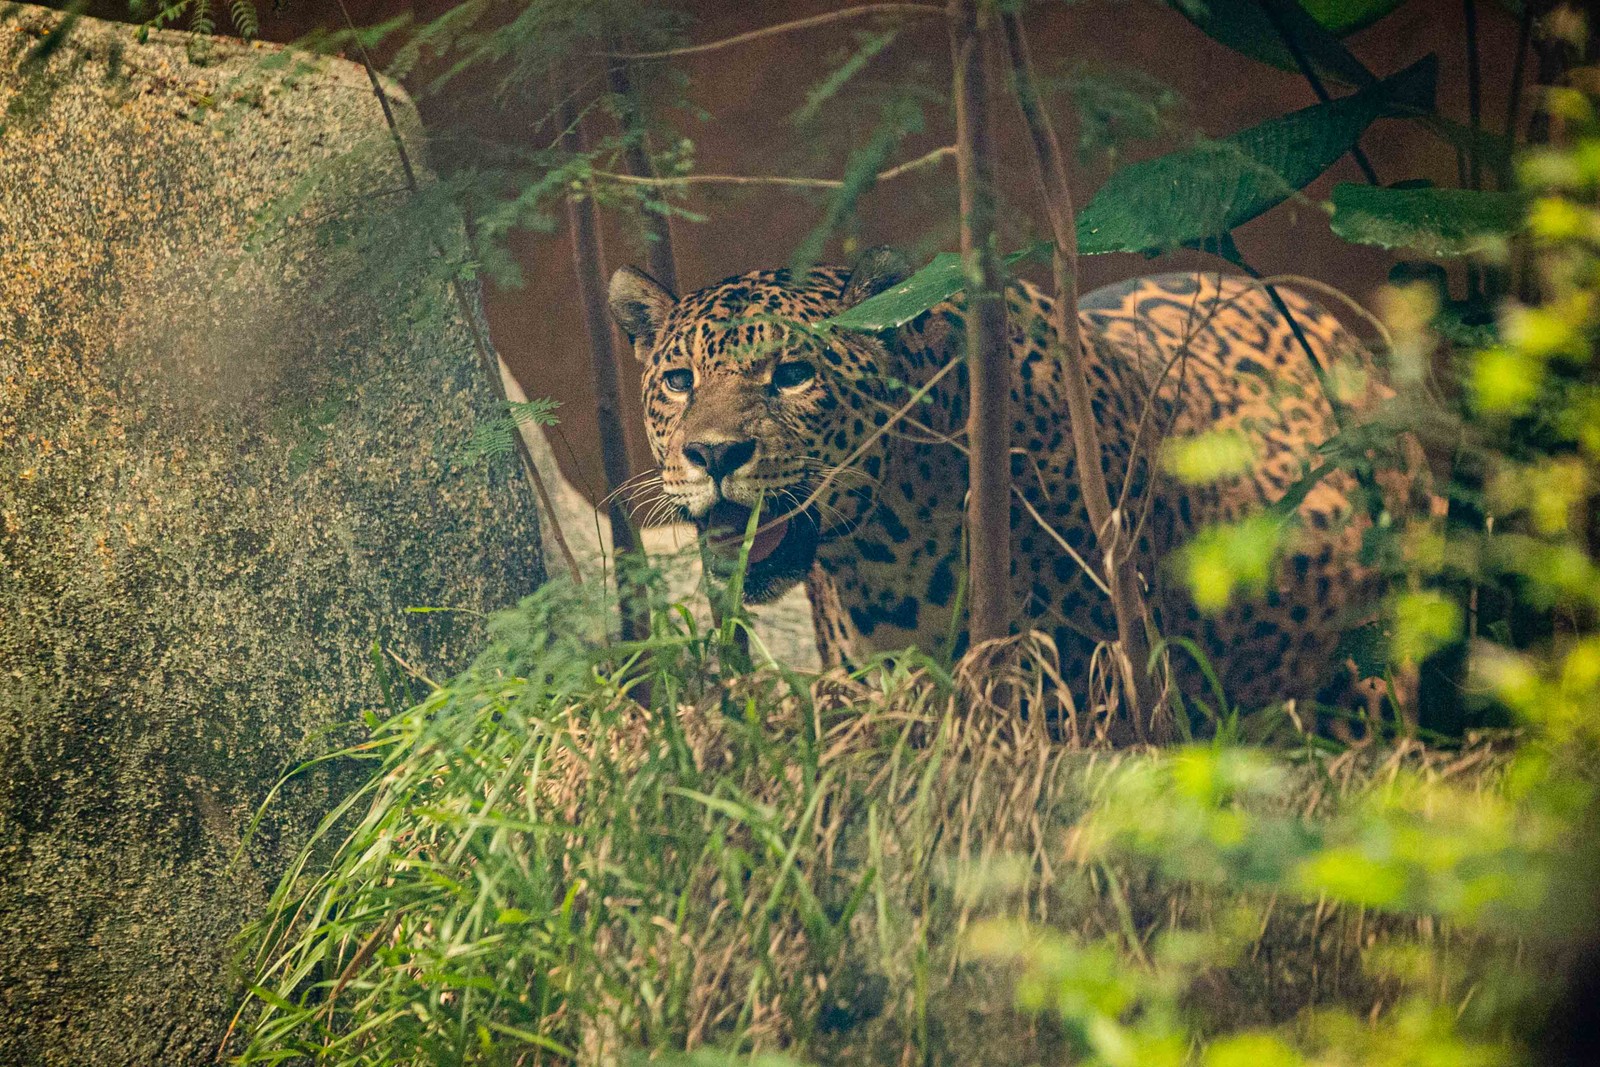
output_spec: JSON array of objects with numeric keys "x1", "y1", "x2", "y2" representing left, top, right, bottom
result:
[
  {"x1": 234, "y1": 574, "x2": 1574, "y2": 1067},
  {"x1": 231, "y1": 9, "x2": 1600, "y2": 1066}
]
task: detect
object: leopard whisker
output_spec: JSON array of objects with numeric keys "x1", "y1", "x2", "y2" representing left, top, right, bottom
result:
[{"x1": 600, "y1": 470, "x2": 665, "y2": 509}]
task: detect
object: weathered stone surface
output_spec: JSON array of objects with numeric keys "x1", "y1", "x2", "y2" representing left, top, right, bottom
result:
[{"x1": 0, "y1": 8, "x2": 544, "y2": 1064}]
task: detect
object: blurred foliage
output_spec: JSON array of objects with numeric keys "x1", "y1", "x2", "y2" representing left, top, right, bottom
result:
[
  {"x1": 1041, "y1": 60, "x2": 1183, "y2": 170},
  {"x1": 239, "y1": 573, "x2": 1555, "y2": 1067},
  {"x1": 1330, "y1": 184, "x2": 1527, "y2": 257}
]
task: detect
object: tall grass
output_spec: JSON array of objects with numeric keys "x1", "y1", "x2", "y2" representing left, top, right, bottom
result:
[{"x1": 234, "y1": 571, "x2": 1557, "y2": 1067}]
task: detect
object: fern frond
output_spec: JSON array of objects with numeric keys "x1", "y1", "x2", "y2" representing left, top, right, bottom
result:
[
  {"x1": 228, "y1": 0, "x2": 258, "y2": 40},
  {"x1": 189, "y1": 0, "x2": 214, "y2": 38},
  {"x1": 507, "y1": 398, "x2": 561, "y2": 428},
  {"x1": 459, "y1": 399, "x2": 561, "y2": 464}
]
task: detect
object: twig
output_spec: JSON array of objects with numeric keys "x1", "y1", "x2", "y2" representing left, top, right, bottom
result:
[
  {"x1": 878, "y1": 144, "x2": 960, "y2": 181},
  {"x1": 332, "y1": 0, "x2": 583, "y2": 585},
  {"x1": 1256, "y1": 274, "x2": 1395, "y2": 351},
  {"x1": 608, "y1": 4, "x2": 945, "y2": 61},
  {"x1": 746, "y1": 354, "x2": 966, "y2": 541},
  {"x1": 1012, "y1": 489, "x2": 1114, "y2": 599},
  {"x1": 590, "y1": 145, "x2": 956, "y2": 192},
  {"x1": 852, "y1": 387, "x2": 1115, "y2": 598}
]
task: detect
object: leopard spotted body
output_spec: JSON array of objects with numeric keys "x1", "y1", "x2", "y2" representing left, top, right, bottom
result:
[{"x1": 610, "y1": 254, "x2": 1384, "y2": 708}]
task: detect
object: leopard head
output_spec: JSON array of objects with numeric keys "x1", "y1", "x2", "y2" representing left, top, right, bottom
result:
[{"x1": 608, "y1": 248, "x2": 910, "y2": 602}]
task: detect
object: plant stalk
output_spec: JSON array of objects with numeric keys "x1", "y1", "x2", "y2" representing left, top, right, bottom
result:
[
  {"x1": 1000, "y1": 10, "x2": 1166, "y2": 740},
  {"x1": 333, "y1": 0, "x2": 582, "y2": 585}
]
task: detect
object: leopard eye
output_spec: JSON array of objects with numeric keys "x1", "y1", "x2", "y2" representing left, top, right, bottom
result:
[
  {"x1": 662, "y1": 368, "x2": 694, "y2": 394},
  {"x1": 772, "y1": 360, "x2": 816, "y2": 391}
]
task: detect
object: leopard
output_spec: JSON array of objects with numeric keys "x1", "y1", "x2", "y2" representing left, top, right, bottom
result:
[{"x1": 609, "y1": 248, "x2": 1401, "y2": 712}]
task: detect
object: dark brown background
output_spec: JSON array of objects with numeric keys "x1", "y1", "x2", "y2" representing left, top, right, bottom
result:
[{"x1": 66, "y1": 0, "x2": 1530, "y2": 509}]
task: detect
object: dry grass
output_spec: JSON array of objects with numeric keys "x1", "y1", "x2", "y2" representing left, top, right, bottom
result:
[{"x1": 238, "y1": 590, "x2": 1525, "y2": 1066}]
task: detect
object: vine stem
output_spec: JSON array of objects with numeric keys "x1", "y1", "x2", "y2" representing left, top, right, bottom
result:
[
  {"x1": 331, "y1": 0, "x2": 582, "y2": 584},
  {"x1": 1000, "y1": 9, "x2": 1167, "y2": 741}
]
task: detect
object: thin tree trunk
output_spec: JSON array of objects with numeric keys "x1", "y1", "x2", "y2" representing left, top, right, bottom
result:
[
  {"x1": 948, "y1": 0, "x2": 1012, "y2": 648},
  {"x1": 607, "y1": 57, "x2": 680, "y2": 294},
  {"x1": 1000, "y1": 11, "x2": 1169, "y2": 740},
  {"x1": 557, "y1": 81, "x2": 647, "y2": 642},
  {"x1": 607, "y1": 51, "x2": 692, "y2": 667}
]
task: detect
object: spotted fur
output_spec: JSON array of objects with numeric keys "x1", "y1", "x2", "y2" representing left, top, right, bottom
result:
[{"x1": 610, "y1": 255, "x2": 1391, "y2": 708}]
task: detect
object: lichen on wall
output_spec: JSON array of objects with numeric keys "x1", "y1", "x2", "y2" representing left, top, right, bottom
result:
[{"x1": 0, "y1": 8, "x2": 544, "y2": 1063}]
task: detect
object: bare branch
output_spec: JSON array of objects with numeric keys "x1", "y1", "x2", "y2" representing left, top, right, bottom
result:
[
  {"x1": 608, "y1": 4, "x2": 945, "y2": 61},
  {"x1": 591, "y1": 145, "x2": 956, "y2": 192}
]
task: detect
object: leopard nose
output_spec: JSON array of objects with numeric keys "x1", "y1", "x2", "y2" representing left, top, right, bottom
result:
[{"x1": 683, "y1": 438, "x2": 757, "y2": 481}]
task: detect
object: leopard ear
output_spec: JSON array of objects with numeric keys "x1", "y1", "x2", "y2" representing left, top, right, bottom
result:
[
  {"x1": 609, "y1": 266, "x2": 676, "y2": 352},
  {"x1": 840, "y1": 246, "x2": 911, "y2": 308}
]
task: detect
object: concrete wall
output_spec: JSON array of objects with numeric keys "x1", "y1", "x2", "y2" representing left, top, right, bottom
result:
[{"x1": 0, "y1": 8, "x2": 545, "y2": 1062}]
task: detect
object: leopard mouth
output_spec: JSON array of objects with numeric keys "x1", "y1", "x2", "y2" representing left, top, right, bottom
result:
[{"x1": 696, "y1": 499, "x2": 821, "y2": 603}]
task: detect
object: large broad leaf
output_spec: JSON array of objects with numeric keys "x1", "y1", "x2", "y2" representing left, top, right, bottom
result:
[
  {"x1": 1169, "y1": 0, "x2": 1384, "y2": 88},
  {"x1": 1329, "y1": 183, "x2": 1526, "y2": 257},
  {"x1": 828, "y1": 244, "x2": 1048, "y2": 332},
  {"x1": 1075, "y1": 54, "x2": 1436, "y2": 256}
]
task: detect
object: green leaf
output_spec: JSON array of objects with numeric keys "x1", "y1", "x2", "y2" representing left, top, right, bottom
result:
[
  {"x1": 1418, "y1": 114, "x2": 1514, "y2": 176},
  {"x1": 1335, "y1": 621, "x2": 1390, "y2": 679},
  {"x1": 1433, "y1": 300, "x2": 1499, "y2": 348},
  {"x1": 1300, "y1": 0, "x2": 1412, "y2": 34},
  {"x1": 1169, "y1": 0, "x2": 1382, "y2": 87},
  {"x1": 1162, "y1": 430, "x2": 1257, "y2": 485},
  {"x1": 831, "y1": 55, "x2": 1435, "y2": 331},
  {"x1": 1329, "y1": 183, "x2": 1526, "y2": 257},
  {"x1": 1205, "y1": 1032, "x2": 1306, "y2": 1067},
  {"x1": 827, "y1": 243, "x2": 1049, "y2": 332},
  {"x1": 1180, "y1": 515, "x2": 1288, "y2": 614},
  {"x1": 1076, "y1": 54, "x2": 1436, "y2": 257},
  {"x1": 1389, "y1": 589, "x2": 1462, "y2": 663}
]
